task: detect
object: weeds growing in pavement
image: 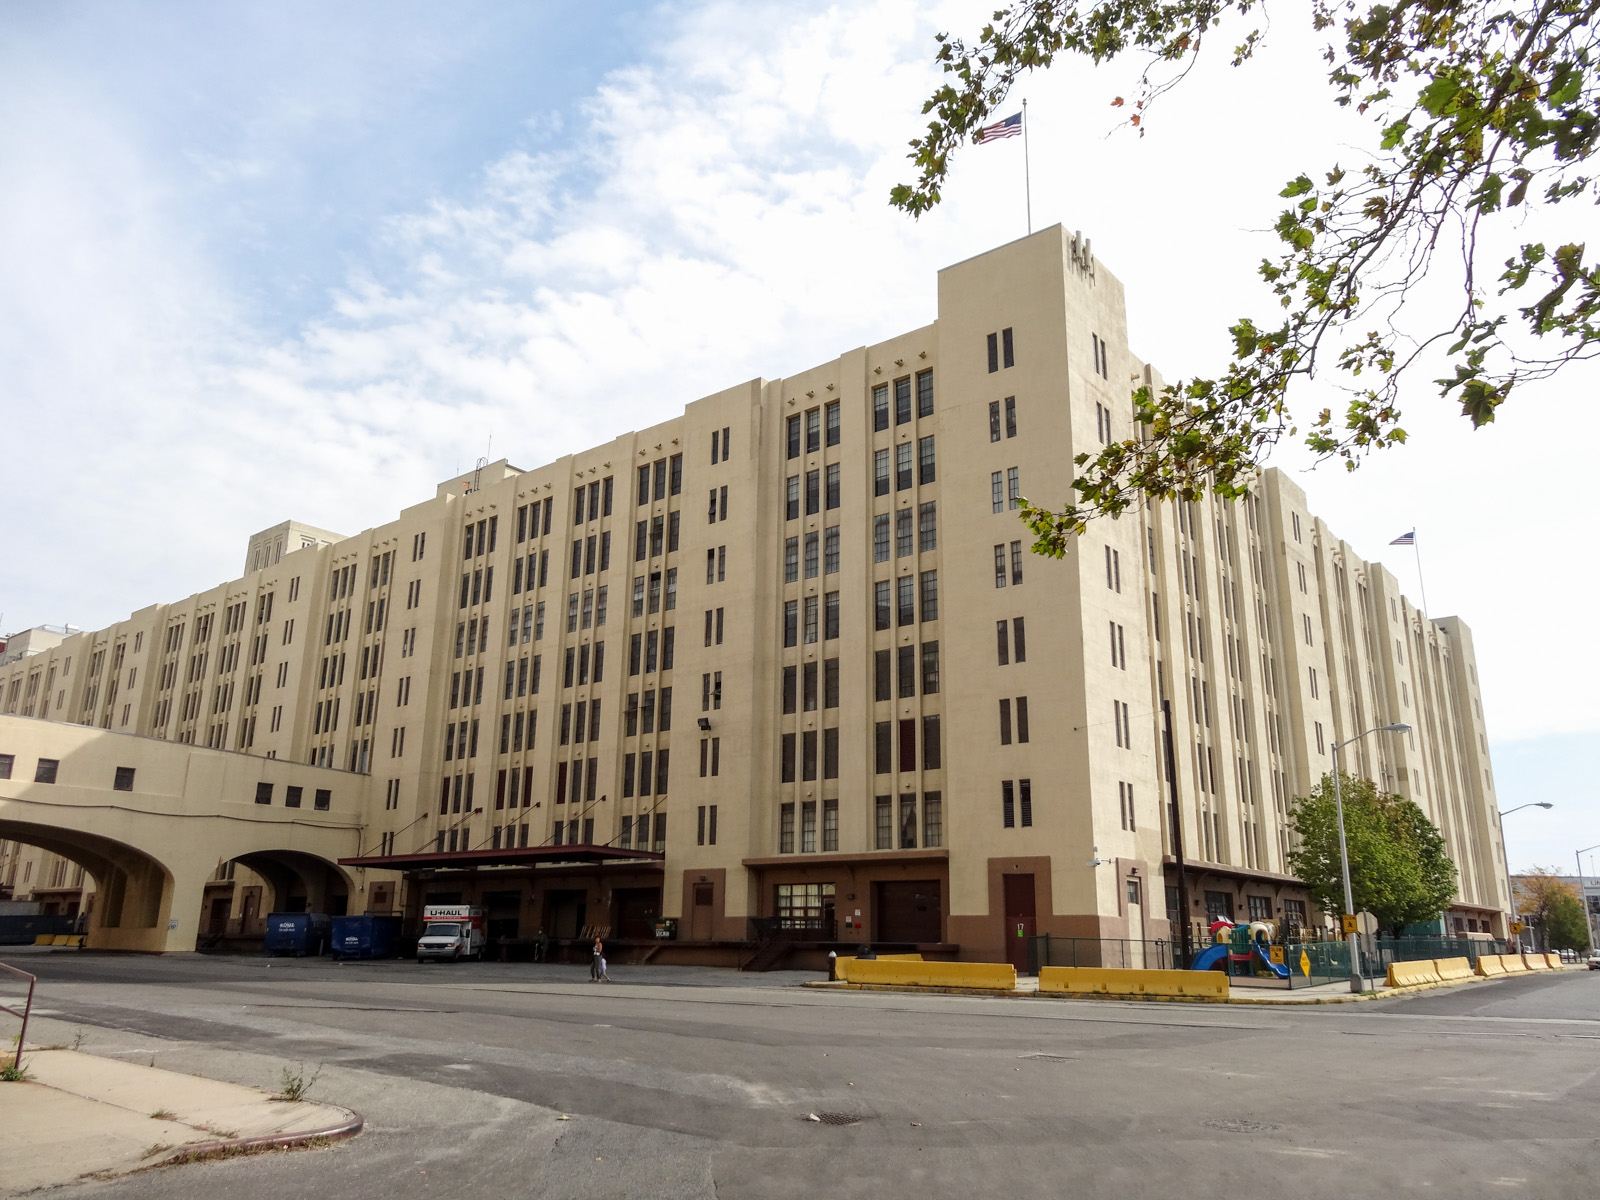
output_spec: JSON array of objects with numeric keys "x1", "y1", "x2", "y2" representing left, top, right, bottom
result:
[{"x1": 273, "y1": 1063, "x2": 322, "y2": 1102}]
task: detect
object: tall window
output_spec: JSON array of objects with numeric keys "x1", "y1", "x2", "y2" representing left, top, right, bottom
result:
[
  {"x1": 874, "y1": 514, "x2": 890, "y2": 563},
  {"x1": 895, "y1": 509, "x2": 913, "y2": 558},
  {"x1": 918, "y1": 502, "x2": 937, "y2": 552},
  {"x1": 872, "y1": 384, "x2": 889, "y2": 431},
  {"x1": 917, "y1": 435, "x2": 936, "y2": 484}
]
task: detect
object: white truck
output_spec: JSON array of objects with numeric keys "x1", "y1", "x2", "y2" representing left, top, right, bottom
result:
[{"x1": 416, "y1": 905, "x2": 486, "y2": 963}]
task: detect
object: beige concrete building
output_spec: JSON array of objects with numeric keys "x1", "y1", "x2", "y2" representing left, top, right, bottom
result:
[{"x1": 0, "y1": 226, "x2": 1509, "y2": 960}]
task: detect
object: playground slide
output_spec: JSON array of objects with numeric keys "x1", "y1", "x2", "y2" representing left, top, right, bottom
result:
[
  {"x1": 1190, "y1": 943, "x2": 1230, "y2": 971},
  {"x1": 1253, "y1": 942, "x2": 1290, "y2": 979}
]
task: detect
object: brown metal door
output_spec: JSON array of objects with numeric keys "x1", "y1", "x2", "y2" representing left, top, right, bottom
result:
[
  {"x1": 1003, "y1": 874, "x2": 1036, "y2": 972},
  {"x1": 874, "y1": 880, "x2": 942, "y2": 944},
  {"x1": 689, "y1": 883, "x2": 714, "y2": 941},
  {"x1": 614, "y1": 887, "x2": 661, "y2": 940}
]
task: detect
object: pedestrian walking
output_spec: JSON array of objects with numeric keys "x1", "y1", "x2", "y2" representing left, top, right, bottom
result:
[
  {"x1": 590, "y1": 935, "x2": 603, "y2": 981},
  {"x1": 598, "y1": 953, "x2": 611, "y2": 983}
]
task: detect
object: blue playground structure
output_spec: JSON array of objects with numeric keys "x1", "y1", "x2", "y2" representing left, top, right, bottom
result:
[{"x1": 1191, "y1": 918, "x2": 1288, "y2": 978}]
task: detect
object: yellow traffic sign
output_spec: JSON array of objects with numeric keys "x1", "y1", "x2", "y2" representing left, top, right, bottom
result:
[
  {"x1": 1269, "y1": 945, "x2": 1285, "y2": 964},
  {"x1": 1510, "y1": 921, "x2": 1525, "y2": 934},
  {"x1": 1341, "y1": 914, "x2": 1359, "y2": 934},
  {"x1": 1299, "y1": 951, "x2": 1311, "y2": 977}
]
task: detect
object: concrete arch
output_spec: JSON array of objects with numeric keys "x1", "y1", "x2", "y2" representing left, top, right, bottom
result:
[
  {"x1": 0, "y1": 715, "x2": 367, "y2": 951},
  {"x1": 230, "y1": 850, "x2": 355, "y2": 917},
  {"x1": 0, "y1": 818, "x2": 173, "y2": 950}
]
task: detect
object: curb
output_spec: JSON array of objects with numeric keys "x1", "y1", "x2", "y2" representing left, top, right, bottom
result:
[{"x1": 149, "y1": 1109, "x2": 364, "y2": 1168}]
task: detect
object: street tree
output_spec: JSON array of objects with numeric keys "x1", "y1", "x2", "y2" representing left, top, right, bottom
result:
[
  {"x1": 1514, "y1": 868, "x2": 1592, "y2": 951},
  {"x1": 891, "y1": 1, "x2": 1600, "y2": 552},
  {"x1": 1286, "y1": 772, "x2": 1457, "y2": 935}
]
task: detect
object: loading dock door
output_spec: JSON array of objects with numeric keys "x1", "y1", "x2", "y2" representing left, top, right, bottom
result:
[
  {"x1": 874, "y1": 880, "x2": 942, "y2": 943},
  {"x1": 614, "y1": 887, "x2": 661, "y2": 940}
]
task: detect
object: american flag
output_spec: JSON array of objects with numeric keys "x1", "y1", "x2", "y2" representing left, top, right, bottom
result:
[
  {"x1": 1389, "y1": 531, "x2": 1415, "y2": 546},
  {"x1": 976, "y1": 112, "x2": 1023, "y2": 142}
]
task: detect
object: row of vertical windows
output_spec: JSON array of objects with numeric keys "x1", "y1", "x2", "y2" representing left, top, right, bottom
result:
[
  {"x1": 991, "y1": 468, "x2": 1022, "y2": 512},
  {"x1": 782, "y1": 593, "x2": 840, "y2": 646},
  {"x1": 870, "y1": 370, "x2": 935, "y2": 432},
  {"x1": 517, "y1": 498, "x2": 554, "y2": 541},
  {"x1": 872, "y1": 716, "x2": 941, "y2": 774},
  {"x1": 633, "y1": 514, "x2": 681, "y2": 561},
  {"x1": 787, "y1": 402, "x2": 843, "y2": 458},
  {"x1": 872, "y1": 792, "x2": 942, "y2": 850},
  {"x1": 1000, "y1": 778, "x2": 1033, "y2": 827},
  {"x1": 623, "y1": 686, "x2": 671, "y2": 736},
  {"x1": 636, "y1": 455, "x2": 683, "y2": 504},
  {"x1": 781, "y1": 798, "x2": 845, "y2": 853},
  {"x1": 986, "y1": 329, "x2": 1015, "y2": 373},
  {"x1": 989, "y1": 397, "x2": 1017, "y2": 441},
  {"x1": 872, "y1": 643, "x2": 940, "y2": 699},
  {"x1": 787, "y1": 465, "x2": 841, "y2": 517},
  {"x1": 873, "y1": 571, "x2": 938, "y2": 628},
  {"x1": 780, "y1": 728, "x2": 841, "y2": 781},
  {"x1": 998, "y1": 696, "x2": 1030, "y2": 744},
  {"x1": 463, "y1": 517, "x2": 499, "y2": 559},
  {"x1": 994, "y1": 542, "x2": 1024, "y2": 587},
  {"x1": 782, "y1": 660, "x2": 838, "y2": 712},
  {"x1": 572, "y1": 477, "x2": 615, "y2": 525}
]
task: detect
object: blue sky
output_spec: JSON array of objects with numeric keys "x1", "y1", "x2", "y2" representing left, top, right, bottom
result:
[{"x1": 1, "y1": 1, "x2": 1593, "y2": 870}]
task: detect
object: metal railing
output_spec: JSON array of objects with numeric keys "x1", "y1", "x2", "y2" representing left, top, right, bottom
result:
[
  {"x1": 1216, "y1": 935, "x2": 1512, "y2": 989},
  {"x1": 748, "y1": 917, "x2": 836, "y2": 943},
  {"x1": 1027, "y1": 936, "x2": 1175, "y2": 973},
  {"x1": 0, "y1": 960, "x2": 37, "y2": 1072}
]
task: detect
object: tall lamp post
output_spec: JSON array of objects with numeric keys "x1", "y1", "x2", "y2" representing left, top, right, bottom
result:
[
  {"x1": 1331, "y1": 723, "x2": 1411, "y2": 994},
  {"x1": 1575, "y1": 842, "x2": 1600, "y2": 953},
  {"x1": 1498, "y1": 802, "x2": 1554, "y2": 949}
]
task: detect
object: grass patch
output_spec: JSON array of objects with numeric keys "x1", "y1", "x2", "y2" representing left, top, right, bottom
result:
[
  {"x1": 1, "y1": 1064, "x2": 29, "y2": 1083},
  {"x1": 150, "y1": 1109, "x2": 177, "y2": 1121}
]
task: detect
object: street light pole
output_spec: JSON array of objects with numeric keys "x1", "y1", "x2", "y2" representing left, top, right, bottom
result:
[
  {"x1": 1497, "y1": 802, "x2": 1553, "y2": 950},
  {"x1": 1331, "y1": 723, "x2": 1411, "y2": 994},
  {"x1": 1575, "y1": 843, "x2": 1600, "y2": 953}
]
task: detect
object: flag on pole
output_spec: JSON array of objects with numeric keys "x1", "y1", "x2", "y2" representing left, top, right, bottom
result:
[
  {"x1": 1389, "y1": 531, "x2": 1416, "y2": 546},
  {"x1": 976, "y1": 112, "x2": 1023, "y2": 142}
]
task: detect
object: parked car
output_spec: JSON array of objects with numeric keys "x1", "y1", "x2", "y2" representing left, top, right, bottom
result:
[{"x1": 1586, "y1": 951, "x2": 1600, "y2": 970}]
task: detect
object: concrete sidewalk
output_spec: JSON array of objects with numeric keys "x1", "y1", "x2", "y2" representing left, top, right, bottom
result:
[{"x1": 0, "y1": 1049, "x2": 360, "y2": 1195}]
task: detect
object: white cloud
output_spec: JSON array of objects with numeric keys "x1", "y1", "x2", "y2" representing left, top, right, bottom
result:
[{"x1": 2, "y1": 0, "x2": 1595, "y2": 773}]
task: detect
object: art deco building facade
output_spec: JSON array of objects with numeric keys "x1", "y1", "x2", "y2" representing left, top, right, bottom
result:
[{"x1": 0, "y1": 227, "x2": 1510, "y2": 959}]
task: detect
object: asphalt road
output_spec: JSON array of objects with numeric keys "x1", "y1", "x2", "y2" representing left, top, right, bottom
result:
[{"x1": 5, "y1": 950, "x2": 1599, "y2": 1199}]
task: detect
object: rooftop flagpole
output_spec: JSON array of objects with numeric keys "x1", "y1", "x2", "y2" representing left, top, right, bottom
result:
[{"x1": 1022, "y1": 98, "x2": 1032, "y2": 235}]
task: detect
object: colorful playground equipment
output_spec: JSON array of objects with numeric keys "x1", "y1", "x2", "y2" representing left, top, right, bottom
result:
[{"x1": 1189, "y1": 918, "x2": 1289, "y2": 978}]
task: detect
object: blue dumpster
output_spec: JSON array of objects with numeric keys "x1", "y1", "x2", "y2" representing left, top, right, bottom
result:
[
  {"x1": 330, "y1": 914, "x2": 402, "y2": 960},
  {"x1": 262, "y1": 912, "x2": 331, "y2": 957}
]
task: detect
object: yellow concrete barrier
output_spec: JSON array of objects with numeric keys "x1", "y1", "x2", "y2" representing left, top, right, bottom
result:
[
  {"x1": 1038, "y1": 966, "x2": 1229, "y2": 999},
  {"x1": 33, "y1": 934, "x2": 54, "y2": 946},
  {"x1": 1543, "y1": 953, "x2": 1563, "y2": 969},
  {"x1": 1432, "y1": 957, "x2": 1474, "y2": 982},
  {"x1": 838, "y1": 958, "x2": 1016, "y2": 990},
  {"x1": 1385, "y1": 960, "x2": 1442, "y2": 988},
  {"x1": 1524, "y1": 953, "x2": 1549, "y2": 972},
  {"x1": 1503, "y1": 954, "x2": 1529, "y2": 973},
  {"x1": 1475, "y1": 954, "x2": 1507, "y2": 977}
]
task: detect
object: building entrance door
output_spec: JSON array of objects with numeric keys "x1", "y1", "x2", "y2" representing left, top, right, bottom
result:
[
  {"x1": 1125, "y1": 877, "x2": 1145, "y2": 969},
  {"x1": 1002, "y1": 874, "x2": 1036, "y2": 973},
  {"x1": 874, "y1": 880, "x2": 942, "y2": 944},
  {"x1": 688, "y1": 883, "x2": 714, "y2": 941}
]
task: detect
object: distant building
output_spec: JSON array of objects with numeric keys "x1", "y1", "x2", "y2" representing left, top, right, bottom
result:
[{"x1": 0, "y1": 624, "x2": 81, "y2": 668}]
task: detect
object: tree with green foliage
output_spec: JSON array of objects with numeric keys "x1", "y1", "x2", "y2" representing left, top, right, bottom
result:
[
  {"x1": 1286, "y1": 772, "x2": 1457, "y2": 935},
  {"x1": 892, "y1": 1, "x2": 1600, "y2": 551},
  {"x1": 1514, "y1": 868, "x2": 1592, "y2": 951}
]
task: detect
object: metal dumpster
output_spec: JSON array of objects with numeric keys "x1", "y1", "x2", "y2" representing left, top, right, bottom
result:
[
  {"x1": 330, "y1": 914, "x2": 402, "y2": 960},
  {"x1": 262, "y1": 912, "x2": 331, "y2": 957}
]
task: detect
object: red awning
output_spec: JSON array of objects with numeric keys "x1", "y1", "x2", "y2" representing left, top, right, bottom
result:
[{"x1": 339, "y1": 843, "x2": 664, "y2": 871}]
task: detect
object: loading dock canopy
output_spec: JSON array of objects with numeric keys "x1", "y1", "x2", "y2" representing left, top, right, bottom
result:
[{"x1": 339, "y1": 844, "x2": 665, "y2": 871}]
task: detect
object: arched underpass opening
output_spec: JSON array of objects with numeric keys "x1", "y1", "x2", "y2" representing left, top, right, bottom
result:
[
  {"x1": 203, "y1": 851, "x2": 354, "y2": 949},
  {"x1": 0, "y1": 819, "x2": 173, "y2": 951}
]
